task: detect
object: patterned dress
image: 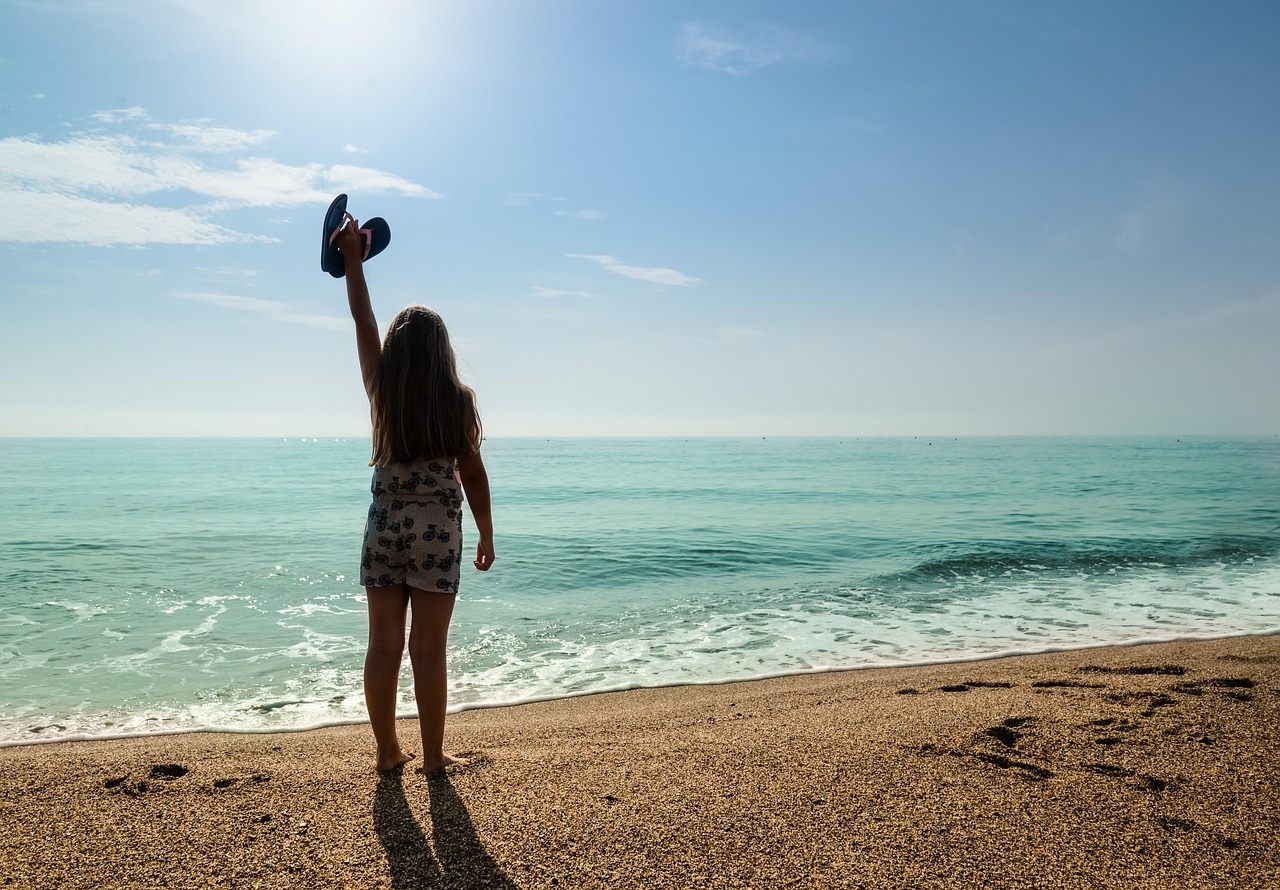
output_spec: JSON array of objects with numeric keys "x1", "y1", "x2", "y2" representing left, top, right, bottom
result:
[{"x1": 360, "y1": 460, "x2": 463, "y2": 592}]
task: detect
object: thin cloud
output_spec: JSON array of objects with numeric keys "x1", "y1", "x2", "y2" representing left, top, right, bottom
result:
[
  {"x1": 0, "y1": 109, "x2": 442, "y2": 244},
  {"x1": 569, "y1": 253, "x2": 699, "y2": 287},
  {"x1": 530, "y1": 286, "x2": 601, "y2": 299},
  {"x1": 170, "y1": 292, "x2": 349, "y2": 332},
  {"x1": 146, "y1": 122, "x2": 277, "y2": 153},
  {"x1": 327, "y1": 164, "x2": 442, "y2": 200},
  {"x1": 512, "y1": 193, "x2": 599, "y2": 218},
  {"x1": 90, "y1": 106, "x2": 148, "y2": 123},
  {"x1": 676, "y1": 23, "x2": 840, "y2": 76},
  {"x1": 342, "y1": 144, "x2": 369, "y2": 154},
  {"x1": 195, "y1": 266, "x2": 258, "y2": 277},
  {"x1": 1, "y1": 189, "x2": 251, "y2": 245}
]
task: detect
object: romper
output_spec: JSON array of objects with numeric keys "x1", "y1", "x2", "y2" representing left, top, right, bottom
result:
[{"x1": 360, "y1": 459, "x2": 463, "y2": 592}]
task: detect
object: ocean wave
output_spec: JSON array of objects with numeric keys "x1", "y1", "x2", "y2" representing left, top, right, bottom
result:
[{"x1": 892, "y1": 536, "x2": 1277, "y2": 585}]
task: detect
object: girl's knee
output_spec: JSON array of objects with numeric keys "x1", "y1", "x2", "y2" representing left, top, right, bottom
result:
[
  {"x1": 367, "y1": 633, "x2": 406, "y2": 660},
  {"x1": 407, "y1": 638, "x2": 446, "y2": 665}
]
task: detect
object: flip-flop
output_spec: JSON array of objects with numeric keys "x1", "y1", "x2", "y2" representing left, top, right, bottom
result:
[
  {"x1": 359, "y1": 217, "x2": 392, "y2": 264},
  {"x1": 323, "y1": 205, "x2": 392, "y2": 278},
  {"x1": 321, "y1": 193, "x2": 348, "y2": 278},
  {"x1": 332, "y1": 216, "x2": 392, "y2": 274}
]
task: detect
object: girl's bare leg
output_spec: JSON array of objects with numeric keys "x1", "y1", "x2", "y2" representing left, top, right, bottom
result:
[
  {"x1": 364, "y1": 584, "x2": 415, "y2": 771},
  {"x1": 407, "y1": 587, "x2": 461, "y2": 772}
]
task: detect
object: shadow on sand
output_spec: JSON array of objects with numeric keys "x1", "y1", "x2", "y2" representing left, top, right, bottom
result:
[{"x1": 374, "y1": 767, "x2": 519, "y2": 890}]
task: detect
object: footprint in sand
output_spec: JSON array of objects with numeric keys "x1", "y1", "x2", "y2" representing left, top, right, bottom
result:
[
  {"x1": 1156, "y1": 816, "x2": 1240, "y2": 849},
  {"x1": 1104, "y1": 690, "x2": 1177, "y2": 716},
  {"x1": 103, "y1": 764, "x2": 188, "y2": 795},
  {"x1": 984, "y1": 716, "x2": 1035, "y2": 748},
  {"x1": 938, "y1": 681, "x2": 1016, "y2": 693},
  {"x1": 1087, "y1": 716, "x2": 1137, "y2": 734},
  {"x1": 1082, "y1": 664, "x2": 1186, "y2": 676},
  {"x1": 1031, "y1": 679, "x2": 1105, "y2": 689},
  {"x1": 1085, "y1": 764, "x2": 1175, "y2": 793},
  {"x1": 1172, "y1": 677, "x2": 1256, "y2": 702},
  {"x1": 915, "y1": 741, "x2": 1053, "y2": 780},
  {"x1": 203, "y1": 773, "x2": 270, "y2": 787}
]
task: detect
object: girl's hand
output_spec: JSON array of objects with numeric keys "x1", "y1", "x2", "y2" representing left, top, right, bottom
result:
[
  {"x1": 336, "y1": 217, "x2": 363, "y2": 264},
  {"x1": 474, "y1": 537, "x2": 495, "y2": 571}
]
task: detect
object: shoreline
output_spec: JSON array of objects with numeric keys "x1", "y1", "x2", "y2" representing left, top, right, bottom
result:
[
  {"x1": 8, "y1": 628, "x2": 1280, "y2": 750},
  {"x1": 3, "y1": 633, "x2": 1278, "y2": 888}
]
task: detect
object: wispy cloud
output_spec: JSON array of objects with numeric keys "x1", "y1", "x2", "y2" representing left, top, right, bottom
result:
[
  {"x1": 511, "y1": 192, "x2": 601, "y2": 219},
  {"x1": 327, "y1": 164, "x2": 441, "y2": 199},
  {"x1": 27, "y1": 92, "x2": 46, "y2": 100},
  {"x1": 90, "y1": 106, "x2": 148, "y2": 124},
  {"x1": 676, "y1": 23, "x2": 840, "y2": 76},
  {"x1": 170, "y1": 292, "x2": 349, "y2": 332},
  {"x1": 2, "y1": 190, "x2": 250, "y2": 245},
  {"x1": 342, "y1": 143, "x2": 369, "y2": 154},
  {"x1": 0, "y1": 108, "x2": 442, "y2": 245},
  {"x1": 146, "y1": 122, "x2": 277, "y2": 153},
  {"x1": 530, "y1": 286, "x2": 601, "y2": 299},
  {"x1": 195, "y1": 266, "x2": 258, "y2": 278},
  {"x1": 569, "y1": 254, "x2": 699, "y2": 287}
]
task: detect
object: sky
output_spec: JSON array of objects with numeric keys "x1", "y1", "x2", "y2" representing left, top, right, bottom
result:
[{"x1": 1, "y1": 0, "x2": 1277, "y2": 437}]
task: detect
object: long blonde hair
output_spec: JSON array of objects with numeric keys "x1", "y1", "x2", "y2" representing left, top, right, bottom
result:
[{"x1": 369, "y1": 305, "x2": 482, "y2": 466}]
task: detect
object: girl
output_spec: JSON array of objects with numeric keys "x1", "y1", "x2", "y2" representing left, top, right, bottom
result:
[{"x1": 336, "y1": 217, "x2": 494, "y2": 773}]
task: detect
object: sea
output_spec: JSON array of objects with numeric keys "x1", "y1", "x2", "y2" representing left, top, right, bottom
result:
[{"x1": 1, "y1": 436, "x2": 1277, "y2": 747}]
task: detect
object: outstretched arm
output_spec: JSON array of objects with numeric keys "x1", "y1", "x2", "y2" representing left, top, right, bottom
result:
[
  {"x1": 338, "y1": 220, "x2": 382, "y2": 400},
  {"x1": 456, "y1": 449, "x2": 494, "y2": 571}
]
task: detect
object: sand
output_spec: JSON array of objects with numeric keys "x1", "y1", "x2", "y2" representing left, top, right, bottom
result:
[{"x1": 2, "y1": 634, "x2": 1278, "y2": 889}]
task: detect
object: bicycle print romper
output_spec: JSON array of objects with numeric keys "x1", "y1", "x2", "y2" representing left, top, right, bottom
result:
[{"x1": 360, "y1": 460, "x2": 463, "y2": 593}]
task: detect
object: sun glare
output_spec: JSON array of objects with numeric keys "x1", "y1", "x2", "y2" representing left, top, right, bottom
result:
[
  {"x1": 189, "y1": 0, "x2": 469, "y2": 89},
  {"x1": 260, "y1": 0, "x2": 418, "y2": 59}
]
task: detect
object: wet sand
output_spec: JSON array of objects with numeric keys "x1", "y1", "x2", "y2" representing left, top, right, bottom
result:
[{"x1": 2, "y1": 634, "x2": 1278, "y2": 889}]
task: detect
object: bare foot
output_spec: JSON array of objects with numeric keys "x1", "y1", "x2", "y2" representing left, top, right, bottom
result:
[
  {"x1": 417, "y1": 753, "x2": 467, "y2": 775},
  {"x1": 376, "y1": 750, "x2": 416, "y2": 772}
]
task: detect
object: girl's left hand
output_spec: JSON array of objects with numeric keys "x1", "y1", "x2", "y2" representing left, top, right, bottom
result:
[{"x1": 474, "y1": 537, "x2": 495, "y2": 571}]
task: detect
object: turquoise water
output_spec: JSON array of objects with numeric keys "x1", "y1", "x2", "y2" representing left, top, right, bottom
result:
[{"x1": 1, "y1": 436, "x2": 1277, "y2": 746}]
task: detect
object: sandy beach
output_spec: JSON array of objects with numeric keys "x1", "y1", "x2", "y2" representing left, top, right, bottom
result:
[{"x1": 2, "y1": 634, "x2": 1277, "y2": 889}]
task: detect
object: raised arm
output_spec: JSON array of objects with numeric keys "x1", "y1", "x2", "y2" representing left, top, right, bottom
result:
[
  {"x1": 337, "y1": 220, "x2": 382, "y2": 400},
  {"x1": 455, "y1": 449, "x2": 494, "y2": 571}
]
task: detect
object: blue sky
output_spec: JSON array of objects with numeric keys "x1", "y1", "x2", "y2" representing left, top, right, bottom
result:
[{"x1": 2, "y1": 0, "x2": 1277, "y2": 436}]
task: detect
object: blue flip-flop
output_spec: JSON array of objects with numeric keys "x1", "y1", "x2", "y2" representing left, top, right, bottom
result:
[
  {"x1": 321, "y1": 194, "x2": 348, "y2": 278},
  {"x1": 321, "y1": 196, "x2": 392, "y2": 278},
  {"x1": 360, "y1": 217, "x2": 392, "y2": 264}
]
